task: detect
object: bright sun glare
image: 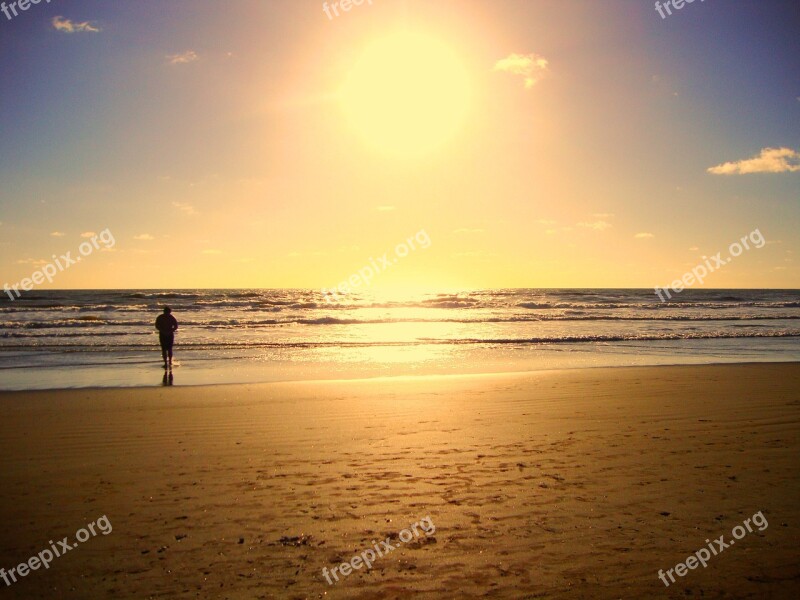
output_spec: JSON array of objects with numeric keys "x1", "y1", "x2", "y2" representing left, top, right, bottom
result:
[{"x1": 340, "y1": 32, "x2": 471, "y2": 158}]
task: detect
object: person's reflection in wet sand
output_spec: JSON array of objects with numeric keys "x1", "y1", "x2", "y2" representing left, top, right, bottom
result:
[{"x1": 162, "y1": 370, "x2": 174, "y2": 386}]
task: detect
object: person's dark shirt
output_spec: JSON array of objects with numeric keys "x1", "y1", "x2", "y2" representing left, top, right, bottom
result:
[{"x1": 155, "y1": 314, "x2": 178, "y2": 334}]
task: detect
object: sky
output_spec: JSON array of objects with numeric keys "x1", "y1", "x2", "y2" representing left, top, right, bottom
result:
[{"x1": 0, "y1": 0, "x2": 798, "y2": 291}]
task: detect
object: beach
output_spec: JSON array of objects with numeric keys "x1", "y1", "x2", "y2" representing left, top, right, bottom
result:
[
  {"x1": 3, "y1": 0, "x2": 798, "y2": 598},
  {"x1": 1, "y1": 363, "x2": 798, "y2": 598}
]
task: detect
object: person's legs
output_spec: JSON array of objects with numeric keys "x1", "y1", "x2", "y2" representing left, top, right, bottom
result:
[
  {"x1": 161, "y1": 334, "x2": 174, "y2": 367},
  {"x1": 159, "y1": 335, "x2": 170, "y2": 367}
]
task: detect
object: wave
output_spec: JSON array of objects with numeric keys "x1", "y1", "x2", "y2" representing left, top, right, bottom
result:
[
  {"x1": 517, "y1": 301, "x2": 800, "y2": 310},
  {"x1": 2, "y1": 329, "x2": 798, "y2": 352},
  {"x1": 124, "y1": 292, "x2": 202, "y2": 300},
  {"x1": 2, "y1": 313, "x2": 800, "y2": 332},
  {"x1": 4, "y1": 293, "x2": 799, "y2": 314}
]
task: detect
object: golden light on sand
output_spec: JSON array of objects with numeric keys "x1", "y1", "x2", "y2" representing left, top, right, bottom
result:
[{"x1": 340, "y1": 31, "x2": 471, "y2": 157}]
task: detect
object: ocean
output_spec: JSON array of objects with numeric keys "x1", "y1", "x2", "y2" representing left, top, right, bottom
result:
[{"x1": 1, "y1": 288, "x2": 799, "y2": 390}]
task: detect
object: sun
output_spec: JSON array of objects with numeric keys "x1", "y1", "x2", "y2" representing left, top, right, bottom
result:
[{"x1": 340, "y1": 31, "x2": 471, "y2": 158}]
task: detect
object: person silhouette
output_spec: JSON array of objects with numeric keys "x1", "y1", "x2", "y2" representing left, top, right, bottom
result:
[{"x1": 155, "y1": 306, "x2": 179, "y2": 369}]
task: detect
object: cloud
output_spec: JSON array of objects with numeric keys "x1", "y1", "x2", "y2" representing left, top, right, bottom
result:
[
  {"x1": 634, "y1": 232, "x2": 654, "y2": 239},
  {"x1": 592, "y1": 213, "x2": 614, "y2": 219},
  {"x1": 577, "y1": 220, "x2": 612, "y2": 231},
  {"x1": 545, "y1": 227, "x2": 573, "y2": 235},
  {"x1": 167, "y1": 51, "x2": 199, "y2": 65},
  {"x1": 50, "y1": 231, "x2": 66, "y2": 237},
  {"x1": 17, "y1": 258, "x2": 48, "y2": 266},
  {"x1": 535, "y1": 219, "x2": 557, "y2": 225},
  {"x1": 133, "y1": 234, "x2": 154, "y2": 241},
  {"x1": 689, "y1": 246, "x2": 699, "y2": 251},
  {"x1": 52, "y1": 16, "x2": 100, "y2": 33},
  {"x1": 651, "y1": 74, "x2": 679, "y2": 98},
  {"x1": 707, "y1": 147, "x2": 800, "y2": 175},
  {"x1": 80, "y1": 231, "x2": 96, "y2": 238},
  {"x1": 494, "y1": 53, "x2": 548, "y2": 89},
  {"x1": 173, "y1": 202, "x2": 197, "y2": 216},
  {"x1": 286, "y1": 250, "x2": 326, "y2": 258},
  {"x1": 453, "y1": 228, "x2": 485, "y2": 234}
]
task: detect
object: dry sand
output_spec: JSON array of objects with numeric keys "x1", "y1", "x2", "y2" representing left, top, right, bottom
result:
[{"x1": 0, "y1": 363, "x2": 799, "y2": 599}]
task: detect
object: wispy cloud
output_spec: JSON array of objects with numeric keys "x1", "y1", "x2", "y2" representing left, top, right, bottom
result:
[
  {"x1": 202, "y1": 249, "x2": 222, "y2": 255},
  {"x1": 494, "y1": 53, "x2": 548, "y2": 89},
  {"x1": 651, "y1": 75, "x2": 679, "y2": 98},
  {"x1": 173, "y1": 202, "x2": 197, "y2": 216},
  {"x1": 80, "y1": 231, "x2": 96, "y2": 238},
  {"x1": 286, "y1": 250, "x2": 327, "y2": 258},
  {"x1": 707, "y1": 147, "x2": 800, "y2": 175},
  {"x1": 133, "y1": 234, "x2": 154, "y2": 241},
  {"x1": 52, "y1": 16, "x2": 101, "y2": 34},
  {"x1": 577, "y1": 220, "x2": 612, "y2": 231},
  {"x1": 634, "y1": 232, "x2": 654, "y2": 239},
  {"x1": 546, "y1": 227, "x2": 573, "y2": 235},
  {"x1": 535, "y1": 219, "x2": 557, "y2": 225},
  {"x1": 166, "y1": 51, "x2": 199, "y2": 66},
  {"x1": 17, "y1": 258, "x2": 47, "y2": 266},
  {"x1": 50, "y1": 231, "x2": 66, "y2": 237}
]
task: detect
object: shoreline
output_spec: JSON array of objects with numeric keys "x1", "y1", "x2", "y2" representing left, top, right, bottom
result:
[{"x1": 2, "y1": 357, "x2": 800, "y2": 393}]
